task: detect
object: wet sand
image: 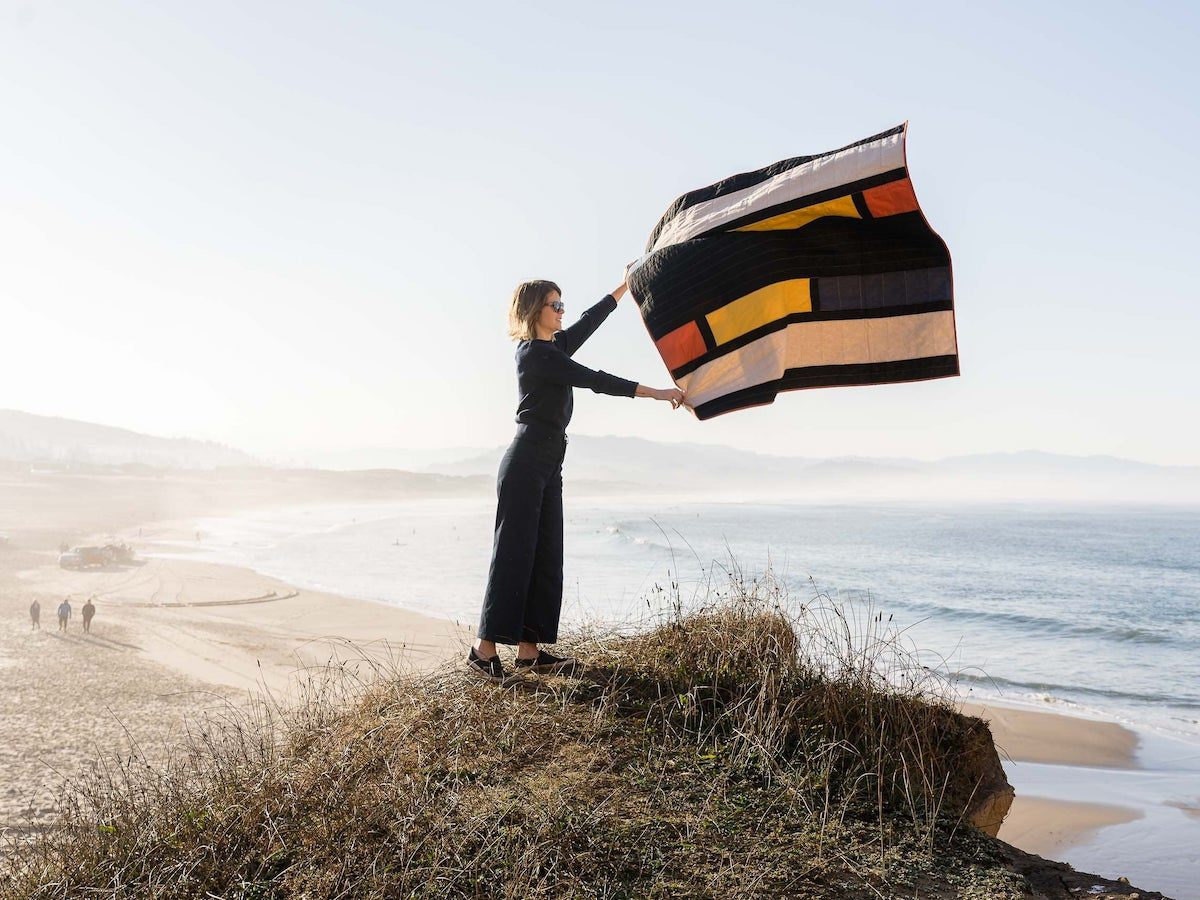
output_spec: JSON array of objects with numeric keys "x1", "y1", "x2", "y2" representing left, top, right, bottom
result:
[
  {"x1": 998, "y1": 795, "x2": 1142, "y2": 858},
  {"x1": 960, "y1": 699, "x2": 1144, "y2": 857}
]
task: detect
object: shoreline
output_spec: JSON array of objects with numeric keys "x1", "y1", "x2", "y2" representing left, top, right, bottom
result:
[{"x1": 143, "y1": 496, "x2": 1200, "y2": 745}]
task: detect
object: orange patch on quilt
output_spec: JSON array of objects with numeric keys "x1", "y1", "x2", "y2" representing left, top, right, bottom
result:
[
  {"x1": 655, "y1": 321, "x2": 707, "y2": 370},
  {"x1": 863, "y1": 178, "x2": 920, "y2": 217}
]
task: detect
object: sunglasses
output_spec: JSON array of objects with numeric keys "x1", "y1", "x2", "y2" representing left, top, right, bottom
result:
[{"x1": 545, "y1": 300, "x2": 566, "y2": 313}]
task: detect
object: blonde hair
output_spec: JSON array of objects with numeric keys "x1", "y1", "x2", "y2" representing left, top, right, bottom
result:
[{"x1": 507, "y1": 280, "x2": 561, "y2": 341}]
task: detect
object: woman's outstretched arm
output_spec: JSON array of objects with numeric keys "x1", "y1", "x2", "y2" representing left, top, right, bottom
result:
[
  {"x1": 554, "y1": 294, "x2": 618, "y2": 358},
  {"x1": 521, "y1": 343, "x2": 685, "y2": 408},
  {"x1": 521, "y1": 342, "x2": 637, "y2": 397},
  {"x1": 553, "y1": 279, "x2": 628, "y2": 357}
]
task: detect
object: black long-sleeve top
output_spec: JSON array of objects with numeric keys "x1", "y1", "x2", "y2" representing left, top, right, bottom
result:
[{"x1": 514, "y1": 294, "x2": 638, "y2": 432}]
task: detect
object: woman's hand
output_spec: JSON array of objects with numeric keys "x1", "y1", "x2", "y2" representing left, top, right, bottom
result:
[
  {"x1": 611, "y1": 280, "x2": 628, "y2": 302},
  {"x1": 655, "y1": 387, "x2": 686, "y2": 410},
  {"x1": 634, "y1": 385, "x2": 687, "y2": 409}
]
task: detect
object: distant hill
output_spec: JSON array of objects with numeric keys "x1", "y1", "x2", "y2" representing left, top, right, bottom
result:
[
  {"x1": 923, "y1": 450, "x2": 1200, "y2": 503},
  {"x1": 421, "y1": 436, "x2": 1200, "y2": 503},
  {"x1": 0, "y1": 410, "x2": 257, "y2": 469},
  {"x1": 428, "y1": 434, "x2": 823, "y2": 485},
  {"x1": 300, "y1": 446, "x2": 492, "y2": 472},
  {"x1": 5, "y1": 409, "x2": 1198, "y2": 502}
]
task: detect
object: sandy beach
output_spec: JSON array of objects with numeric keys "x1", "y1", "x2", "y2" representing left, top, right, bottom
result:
[
  {"x1": 0, "y1": 464, "x2": 1183, "y2": 877},
  {"x1": 0, "y1": 550, "x2": 473, "y2": 828},
  {"x1": 0, "y1": 465, "x2": 477, "y2": 830}
]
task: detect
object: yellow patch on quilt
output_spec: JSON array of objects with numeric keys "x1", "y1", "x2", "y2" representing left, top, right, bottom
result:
[
  {"x1": 707, "y1": 279, "x2": 812, "y2": 344},
  {"x1": 732, "y1": 195, "x2": 861, "y2": 232}
]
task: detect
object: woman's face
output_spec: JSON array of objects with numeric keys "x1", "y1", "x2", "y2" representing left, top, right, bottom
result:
[{"x1": 537, "y1": 290, "x2": 564, "y2": 337}]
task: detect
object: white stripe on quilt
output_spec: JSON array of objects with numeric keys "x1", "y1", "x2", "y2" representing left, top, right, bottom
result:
[{"x1": 678, "y1": 310, "x2": 957, "y2": 409}]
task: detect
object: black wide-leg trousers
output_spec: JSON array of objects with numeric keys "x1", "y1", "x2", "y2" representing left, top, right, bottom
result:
[{"x1": 477, "y1": 425, "x2": 566, "y2": 645}]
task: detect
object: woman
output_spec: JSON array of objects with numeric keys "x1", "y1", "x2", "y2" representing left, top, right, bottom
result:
[{"x1": 468, "y1": 277, "x2": 685, "y2": 682}]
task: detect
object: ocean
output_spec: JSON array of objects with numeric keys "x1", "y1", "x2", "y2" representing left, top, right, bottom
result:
[{"x1": 164, "y1": 496, "x2": 1200, "y2": 743}]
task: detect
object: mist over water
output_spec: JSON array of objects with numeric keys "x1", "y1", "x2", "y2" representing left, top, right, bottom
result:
[{"x1": 162, "y1": 498, "x2": 1200, "y2": 741}]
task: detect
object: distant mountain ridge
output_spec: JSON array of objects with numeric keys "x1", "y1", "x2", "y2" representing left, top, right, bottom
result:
[
  {"x1": 3, "y1": 410, "x2": 1198, "y2": 502},
  {"x1": 0, "y1": 410, "x2": 257, "y2": 469},
  {"x1": 420, "y1": 438, "x2": 1200, "y2": 503}
]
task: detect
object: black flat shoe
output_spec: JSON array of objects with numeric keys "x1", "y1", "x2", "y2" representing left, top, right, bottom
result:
[
  {"x1": 513, "y1": 649, "x2": 581, "y2": 676},
  {"x1": 466, "y1": 647, "x2": 506, "y2": 683}
]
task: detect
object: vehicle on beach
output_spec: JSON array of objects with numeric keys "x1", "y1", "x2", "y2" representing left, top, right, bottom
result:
[
  {"x1": 103, "y1": 542, "x2": 136, "y2": 564},
  {"x1": 58, "y1": 543, "x2": 137, "y2": 569}
]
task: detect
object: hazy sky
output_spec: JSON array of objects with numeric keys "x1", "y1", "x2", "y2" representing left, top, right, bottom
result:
[{"x1": 3, "y1": 1, "x2": 1198, "y2": 464}]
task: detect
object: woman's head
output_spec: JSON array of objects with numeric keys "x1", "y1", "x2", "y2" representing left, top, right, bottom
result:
[{"x1": 508, "y1": 279, "x2": 563, "y2": 342}]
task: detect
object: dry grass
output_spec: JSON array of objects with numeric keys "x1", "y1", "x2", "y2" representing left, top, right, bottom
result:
[{"x1": 0, "y1": 568, "x2": 1024, "y2": 899}]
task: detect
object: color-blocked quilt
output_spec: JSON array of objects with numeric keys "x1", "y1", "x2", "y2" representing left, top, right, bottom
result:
[{"x1": 629, "y1": 124, "x2": 958, "y2": 420}]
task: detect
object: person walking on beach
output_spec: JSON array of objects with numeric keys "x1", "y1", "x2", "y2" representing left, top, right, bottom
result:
[
  {"x1": 57, "y1": 598, "x2": 72, "y2": 632},
  {"x1": 468, "y1": 278, "x2": 685, "y2": 683},
  {"x1": 82, "y1": 597, "x2": 96, "y2": 633},
  {"x1": 29, "y1": 599, "x2": 40, "y2": 631}
]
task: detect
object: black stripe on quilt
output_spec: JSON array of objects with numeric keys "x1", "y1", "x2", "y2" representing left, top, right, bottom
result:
[
  {"x1": 631, "y1": 214, "x2": 952, "y2": 339},
  {"x1": 695, "y1": 316, "x2": 718, "y2": 353},
  {"x1": 690, "y1": 356, "x2": 961, "y2": 421}
]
